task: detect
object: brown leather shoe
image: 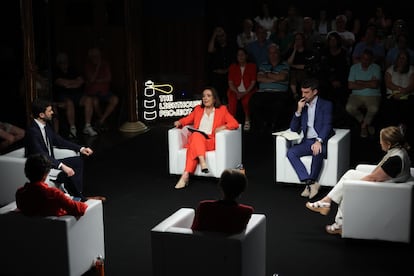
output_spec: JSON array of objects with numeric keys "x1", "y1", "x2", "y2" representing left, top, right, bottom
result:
[{"x1": 86, "y1": 196, "x2": 107, "y2": 202}]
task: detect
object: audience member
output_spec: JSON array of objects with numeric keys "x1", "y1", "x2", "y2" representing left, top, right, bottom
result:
[
  {"x1": 318, "y1": 32, "x2": 350, "y2": 127},
  {"x1": 385, "y1": 32, "x2": 414, "y2": 69},
  {"x1": 254, "y1": 1, "x2": 277, "y2": 38},
  {"x1": 286, "y1": 4, "x2": 303, "y2": 33},
  {"x1": 343, "y1": 8, "x2": 362, "y2": 42},
  {"x1": 327, "y1": 15, "x2": 355, "y2": 60},
  {"x1": 286, "y1": 32, "x2": 313, "y2": 98},
  {"x1": 367, "y1": 5, "x2": 393, "y2": 44},
  {"x1": 83, "y1": 47, "x2": 119, "y2": 133},
  {"x1": 173, "y1": 87, "x2": 239, "y2": 189},
  {"x1": 16, "y1": 153, "x2": 88, "y2": 217},
  {"x1": 346, "y1": 49, "x2": 382, "y2": 138},
  {"x1": 382, "y1": 49, "x2": 414, "y2": 138},
  {"x1": 314, "y1": 10, "x2": 332, "y2": 41},
  {"x1": 302, "y1": 17, "x2": 321, "y2": 52},
  {"x1": 53, "y1": 52, "x2": 95, "y2": 138},
  {"x1": 306, "y1": 126, "x2": 412, "y2": 235},
  {"x1": 24, "y1": 98, "x2": 106, "y2": 202},
  {"x1": 207, "y1": 26, "x2": 236, "y2": 104},
  {"x1": 227, "y1": 48, "x2": 257, "y2": 131},
  {"x1": 0, "y1": 121, "x2": 25, "y2": 153},
  {"x1": 384, "y1": 19, "x2": 409, "y2": 53},
  {"x1": 246, "y1": 25, "x2": 271, "y2": 68},
  {"x1": 191, "y1": 168, "x2": 253, "y2": 234},
  {"x1": 269, "y1": 17, "x2": 294, "y2": 59},
  {"x1": 249, "y1": 43, "x2": 291, "y2": 133},
  {"x1": 352, "y1": 25, "x2": 385, "y2": 69},
  {"x1": 237, "y1": 18, "x2": 257, "y2": 49},
  {"x1": 287, "y1": 78, "x2": 334, "y2": 199}
]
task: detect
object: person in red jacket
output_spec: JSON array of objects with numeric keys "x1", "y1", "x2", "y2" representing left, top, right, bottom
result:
[
  {"x1": 191, "y1": 168, "x2": 253, "y2": 234},
  {"x1": 16, "y1": 153, "x2": 88, "y2": 218},
  {"x1": 173, "y1": 87, "x2": 239, "y2": 189},
  {"x1": 227, "y1": 48, "x2": 257, "y2": 131}
]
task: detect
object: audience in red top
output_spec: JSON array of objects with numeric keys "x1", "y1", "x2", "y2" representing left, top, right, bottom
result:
[
  {"x1": 227, "y1": 48, "x2": 257, "y2": 131},
  {"x1": 15, "y1": 153, "x2": 88, "y2": 217},
  {"x1": 191, "y1": 168, "x2": 253, "y2": 234}
]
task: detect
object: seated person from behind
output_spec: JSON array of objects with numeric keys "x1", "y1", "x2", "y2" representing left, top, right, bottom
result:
[
  {"x1": 173, "y1": 87, "x2": 239, "y2": 189},
  {"x1": 0, "y1": 121, "x2": 25, "y2": 153},
  {"x1": 16, "y1": 153, "x2": 88, "y2": 217},
  {"x1": 83, "y1": 47, "x2": 119, "y2": 132},
  {"x1": 306, "y1": 126, "x2": 412, "y2": 235},
  {"x1": 191, "y1": 169, "x2": 254, "y2": 234},
  {"x1": 287, "y1": 78, "x2": 334, "y2": 199}
]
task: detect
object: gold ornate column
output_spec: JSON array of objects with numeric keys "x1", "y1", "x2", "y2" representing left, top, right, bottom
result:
[{"x1": 119, "y1": 0, "x2": 148, "y2": 133}]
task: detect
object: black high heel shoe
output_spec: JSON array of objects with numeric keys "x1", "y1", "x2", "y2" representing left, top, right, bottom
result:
[{"x1": 200, "y1": 161, "x2": 209, "y2": 173}]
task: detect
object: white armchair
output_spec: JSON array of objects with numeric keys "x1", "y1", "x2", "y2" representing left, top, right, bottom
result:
[
  {"x1": 151, "y1": 208, "x2": 266, "y2": 276},
  {"x1": 342, "y1": 165, "x2": 414, "y2": 243},
  {"x1": 168, "y1": 125, "x2": 242, "y2": 178},
  {"x1": 0, "y1": 147, "x2": 79, "y2": 206},
  {"x1": 0, "y1": 199, "x2": 105, "y2": 276},
  {"x1": 273, "y1": 128, "x2": 351, "y2": 186}
]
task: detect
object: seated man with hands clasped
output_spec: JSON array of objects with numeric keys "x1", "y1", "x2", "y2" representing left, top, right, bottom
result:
[
  {"x1": 191, "y1": 168, "x2": 253, "y2": 234},
  {"x1": 16, "y1": 153, "x2": 88, "y2": 218},
  {"x1": 306, "y1": 126, "x2": 412, "y2": 235},
  {"x1": 25, "y1": 98, "x2": 106, "y2": 202},
  {"x1": 287, "y1": 78, "x2": 334, "y2": 199},
  {"x1": 173, "y1": 87, "x2": 239, "y2": 189}
]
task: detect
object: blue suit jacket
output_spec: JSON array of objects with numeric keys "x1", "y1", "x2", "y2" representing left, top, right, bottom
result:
[
  {"x1": 25, "y1": 120, "x2": 82, "y2": 168},
  {"x1": 289, "y1": 97, "x2": 334, "y2": 143}
]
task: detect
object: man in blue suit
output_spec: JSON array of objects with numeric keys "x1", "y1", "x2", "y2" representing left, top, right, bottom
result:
[
  {"x1": 25, "y1": 98, "x2": 105, "y2": 202},
  {"x1": 287, "y1": 78, "x2": 334, "y2": 199}
]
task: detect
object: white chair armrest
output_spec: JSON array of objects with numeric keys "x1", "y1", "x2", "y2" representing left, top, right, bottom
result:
[
  {"x1": 152, "y1": 208, "x2": 195, "y2": 232},
  {"x1": 215, "y1": 125, "x2": 242, "y2": 172},
  {"x1": 327, "y1": 128, "x2": 350, "y2": 163},
  {"x1": 53, "y1": 148, "x2": 79, "y2": 159},
  {"x1": 355, "y1": 164, "x2": 376, "y2": 173}
]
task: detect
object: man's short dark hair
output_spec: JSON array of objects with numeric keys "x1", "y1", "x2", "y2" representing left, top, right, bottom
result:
[
  {"x1": 24, "y1": 154, "x2": 51, "y2": 182},
  {"x1": 301, "y1": 78, "x2": 319, "y2": 91},
  {"x1": 31, "y1": 98, "x2": 52, "y2": 119}
]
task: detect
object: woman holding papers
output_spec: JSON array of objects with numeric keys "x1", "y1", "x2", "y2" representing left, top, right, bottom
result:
[{"x1": 173, "y1": 87, "x2": 239, "y2": 189}]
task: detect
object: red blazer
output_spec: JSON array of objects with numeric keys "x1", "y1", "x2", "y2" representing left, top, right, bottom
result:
[
  {"x1": 178, "y1": 105, "x2": 239, "y2": 149},
  {"x1": 227, "y1": 62, "x2": 257, "y2": 92},
  {"x1": 191, "y1": 200, "x2": 254, "y2": 234}
]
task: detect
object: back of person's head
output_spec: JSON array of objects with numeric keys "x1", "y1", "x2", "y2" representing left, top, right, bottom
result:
[
  {"x1": 25, "y1": 154, "x2": 51, "y2": 182},
  {"x1": 31, "y1": 98, "x2": 52, "y2": 118},
  {"x1": 380, "y1": 126, "x2": 410, "y2": 150},
  {"x1": 219, "y1": 169, "x2": 248, "y2": 200}
]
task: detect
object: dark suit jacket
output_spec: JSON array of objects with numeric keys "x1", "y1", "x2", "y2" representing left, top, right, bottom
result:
[
  {"x1": 290, "y1": 97, "x2": 334, "y2": 143},
  {"x1": 25, "y1": 120, "x2": 82, "y2": 168}
]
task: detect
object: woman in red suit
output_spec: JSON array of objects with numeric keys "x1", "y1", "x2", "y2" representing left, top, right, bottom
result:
[
  {"x1": 173, "y1": 87, "x2": 239, "y2": 189},
  {"x1": 227, "y1": 48, "x2": 257, "y2": 131},
  {"x1": 191, "y1": 168, "x2": 253, "y2": 234}
]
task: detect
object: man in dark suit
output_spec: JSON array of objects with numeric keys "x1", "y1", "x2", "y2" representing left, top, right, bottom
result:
[
  {"x1": 287, "y1": 78, "x2": 334, "y2": 199},
  {"x1": 25, "y1": 98, "x2": 105, "y2": 202}
]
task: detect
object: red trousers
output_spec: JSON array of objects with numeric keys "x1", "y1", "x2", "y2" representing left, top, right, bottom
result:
[
  {"x1": 227, "y1": 90, "x2": 255, "y2": 119},
  {"x1": 185, "y1": 132, "x2": 215, "y2": 173}
]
